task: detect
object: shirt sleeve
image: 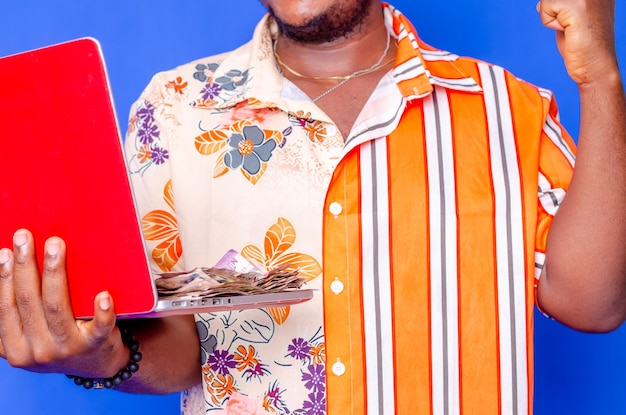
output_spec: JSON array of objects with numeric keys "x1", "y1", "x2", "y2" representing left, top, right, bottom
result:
[
  {"x1": 533, "y1": 88, "x2": 577, "y2": 312},
  {"x1": 124, "y1": 72, "x2": 186, "y2": 274}
]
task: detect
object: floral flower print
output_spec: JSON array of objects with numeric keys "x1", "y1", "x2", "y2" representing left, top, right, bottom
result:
[
  {"x1": 193, "y1": 62, "x2": 219, "y2": 82},
  {"x1": 309, "y1": 343, "x2": 326, "y2": 366},
  {"x1": 264, "y1": 381, "x2": 288, "y2": 413},
  {"x1": 221, "y1": 99, "x2": 276, "y2": 128},
  {"x1": 198, "y1": 321, "x2": 218, "y2": 366},
  {"x1": 287, "y1": 338, "x2": 311, "y2": 361},
  {"x1": 244, "y1": 362, "x2": 270, "y2": 382},
  {"x1": 128, "y1": 101, "x2": 169, "y2": 172},
  {"x1": 165, "y1": 76, "x2": 188, "y2": 94},
  {"x1": 215, "y1": 69, "x2": 249, "y2": 91},
  {"x1": 206, "y1": 372, "x2": 237, "y2": 406},
  {"x1": 199, "y1": 82, "x2": 223, "y2": 101},
  {"x1": 209, "y1": 350, "x2": 238, "y2": 376},
  {"x1": 191, "y1": 219, "x2": 325, "y2": 412},
  {"x1": 140, "y1": 180, "x2": 181, "y2": 271},
  {"x1": 234, "y1": 345, "x2": 270, "y2": 382},
  {"x1": 150, "y1": 146, "x2": 169, "y2": 165},
  {"x1": 301, "y1": 364, "x2": 325, "y2": 393},
  {"x1": 302, "y1": 392, "x2": 326, "y2": 415},
  {"x1": 214, "y1": 392, "x2": 272, "y2": 415},
  {"x1": 136, "y1": 102, "x2": 156, "y2": 125},
  {"x1": 137, "y1": 145, "x2": 152, "y2": 163},
  {"x1": 224, "y1": 125, "x2": 277, "y2": 176},
  {"x1": 195, "y1": 120, "x2": 283, "y2": 183},
  {"x1": 234, "y1": 345, "x2": 259, "y2": 371},
  {"x1": 288, "y1": 110, "x2": 328, "y2": 142},
  {"x1": 137, "y1": 121, "x2": 159, "y2": 144}
]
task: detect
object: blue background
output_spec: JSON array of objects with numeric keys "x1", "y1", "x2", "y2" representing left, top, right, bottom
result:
[{"x1": 1, "y1": 1, "x2": 625, "y2": 414}]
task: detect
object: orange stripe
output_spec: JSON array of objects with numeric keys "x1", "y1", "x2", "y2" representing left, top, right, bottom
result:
[
  {"x1": 323, "y1": 150, "x2": 366, "y2": 413},
  {"x1": 447, "y1": 83, "x2": 502, "y2": 414},
  {"x1": 387, "y1": 102, "x2": 433, "y2": 414}
]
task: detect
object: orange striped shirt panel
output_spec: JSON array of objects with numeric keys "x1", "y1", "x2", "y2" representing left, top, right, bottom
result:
[{"x1": 323, "y1": 4, "x2": 576, "y2": 415}]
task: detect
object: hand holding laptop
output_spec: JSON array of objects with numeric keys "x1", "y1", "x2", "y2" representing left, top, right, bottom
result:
[{"x1": 0, "y1": 229, "x2": 129, "y2": 380}]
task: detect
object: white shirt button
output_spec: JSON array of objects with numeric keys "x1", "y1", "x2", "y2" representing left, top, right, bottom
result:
[
  {"x1": 330, "y1": 278, "x2": 344, "y2": 295},
  {"x1": 332, "y1": 360, "x2": 346, "y2": 376},
  {"x1": 329, "y1": 202, "x2": 343, "y2": 216}
]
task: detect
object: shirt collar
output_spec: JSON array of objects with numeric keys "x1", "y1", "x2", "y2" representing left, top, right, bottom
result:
[
  {"x1": 190, "y1": 3, "x2": 482, "y2": 110},
  {"x1": 383, "y1": 2, "x2": 482, "y2": 98}
]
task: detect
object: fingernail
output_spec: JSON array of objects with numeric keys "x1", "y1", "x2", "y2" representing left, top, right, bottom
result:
[
  {"x1": 13, "y1": 231, "x2": 27, "y2": 247},
  {"x1": 46, "y1": 240, "x2": 61, "y2": 257},
  {"x1": 98, "y1": 291, "x2": 111, "y2": 311},
  {"x1": 0, "y1": 250, "x2": 9, "y2": 265}
]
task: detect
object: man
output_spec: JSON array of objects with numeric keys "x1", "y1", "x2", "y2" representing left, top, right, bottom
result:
[{"x1": 0, "y1": 0, "x2": 625, "y2": 414}]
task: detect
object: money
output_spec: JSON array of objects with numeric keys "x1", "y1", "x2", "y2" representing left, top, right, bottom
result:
[{"x1": 154, "y1": 265, "x2": 306, "y2": 300}]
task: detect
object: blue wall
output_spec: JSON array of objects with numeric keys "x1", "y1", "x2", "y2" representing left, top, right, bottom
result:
[{"x1": 1, "y1": 1, "x2": 625, "y2": 414}]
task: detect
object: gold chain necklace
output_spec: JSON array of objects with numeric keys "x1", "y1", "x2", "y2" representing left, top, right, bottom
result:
[{"x1": 273, "y1": 35, "x2": 393, "y2": 102}]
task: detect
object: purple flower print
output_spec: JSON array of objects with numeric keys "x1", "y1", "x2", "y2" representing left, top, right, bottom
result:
[
  {"x1": 150, "y1": 146, "x2": 169, "y2": 165},
  {"x1": 287, "y1": 337, "x2": 311, "y2": 361},
  {"x1": 208, "y1": 350, "x2": 237, "y2": 376},
  {"x1": 302, "y1": 391, "x2": 326, "y2": 415},
  {"x1": 199, "y1": 82, "x2": 222, "y2": 100},
  {"x1": 136, "y1": 102, "x2": 155, "y2": 124},
  {"x1": 224, "y1": 125, "x2": 276, "y2": 176},
  {"x1": 302, "y1": 364, "x2": 325, "y2": 393},
  {"x1": 138, "y1": 122, "x2": 159, "y2": 145}
]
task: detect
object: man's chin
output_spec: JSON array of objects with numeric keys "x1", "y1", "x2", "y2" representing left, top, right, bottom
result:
[{"x1": 268, "y1": 0, "x2": 372, "y2": 44}]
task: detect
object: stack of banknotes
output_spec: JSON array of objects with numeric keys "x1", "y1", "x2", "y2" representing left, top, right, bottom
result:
[{"x1": 154, "y1": 252, "x2": 306, "y2": 299}]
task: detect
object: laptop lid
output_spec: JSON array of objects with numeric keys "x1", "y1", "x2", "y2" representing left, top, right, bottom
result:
[{"x1": 0, "y1": 38, "x2": 158, "y2": 318}]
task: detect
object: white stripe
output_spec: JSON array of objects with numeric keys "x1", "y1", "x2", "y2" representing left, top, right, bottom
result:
[
  {"x1": 360, "y1": 139, "x2": 395, "y2": 414},
  {"x1": 479, "y1": 63, "x2": 529, "y2": 415},
  {"x1": 535, "y1": 251, "x2": 546, "y2": 280},
  {"x1": 424, "y1": 88, "x2": 460, "y2": 415},
  {"x1": 420, "y1": 49, "x2": 459, "y2": 62},
  {"x1": 544, "y1": 115, "x2": 576, "y2": 167},
  {"x1": 427, "y1": 72, "x2": 482, "y2": 92},
  {"x1": 407, "y1": 30, "x2": 419, "y2": 50},
  {"x1": 538, "y1": 172, "x2": 565, "y2": 216},
  {"x1": 393, "y1": 59, "x2": 426, "y2": 83}
]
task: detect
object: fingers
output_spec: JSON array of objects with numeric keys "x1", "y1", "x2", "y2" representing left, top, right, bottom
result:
[
  {"x1": 0, "y1": 230, "x2": 122, "y2": 377},
  {"x1": 41, "y1": 237, "x2": 76, "y2": 342},
  {"x1": 0, "y1": 247, "x2": 26, "y2": 357},
  {"x1": 85, "y1": 291, "x2": 117, "y2": 343},
  {"x1": 536, "y1": 0, "x2": 566, "y2": 31},
  {"x1": 11, "y1": 230, "x2": 46, "y2": 340},
  {"x1": 74, "y1": 291, "x2": 124, "y2": 377}
]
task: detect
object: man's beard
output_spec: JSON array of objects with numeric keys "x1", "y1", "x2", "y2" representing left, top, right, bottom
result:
[{"x1": 266, "y1": 0, "x2": 373, "y2": 44}]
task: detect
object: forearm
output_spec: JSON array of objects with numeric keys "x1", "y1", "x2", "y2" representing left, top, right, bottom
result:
[
  {"x1": 115, "y1": 315, "x2": 201, "y2": 394},
  {"x1": 539, "y1": 70, "x2": 626, "y2": 331}
]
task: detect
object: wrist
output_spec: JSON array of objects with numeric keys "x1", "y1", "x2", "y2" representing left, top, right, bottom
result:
[
  {"x1": 576, "y1": 67, "x2": 623, "y2": 92},
  {"x1": 66, "y1": 326, "x2": 142, "y2": 389}
]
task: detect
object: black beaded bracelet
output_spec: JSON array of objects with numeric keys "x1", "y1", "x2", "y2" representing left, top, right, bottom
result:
[{"x1": 66, "y1": 326, "x2": 142, "y2": 390}]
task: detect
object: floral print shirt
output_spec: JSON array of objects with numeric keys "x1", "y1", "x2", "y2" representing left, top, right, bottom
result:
[{"x1": 126, "y1": 9, "x2": 342, "y2": 415}]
